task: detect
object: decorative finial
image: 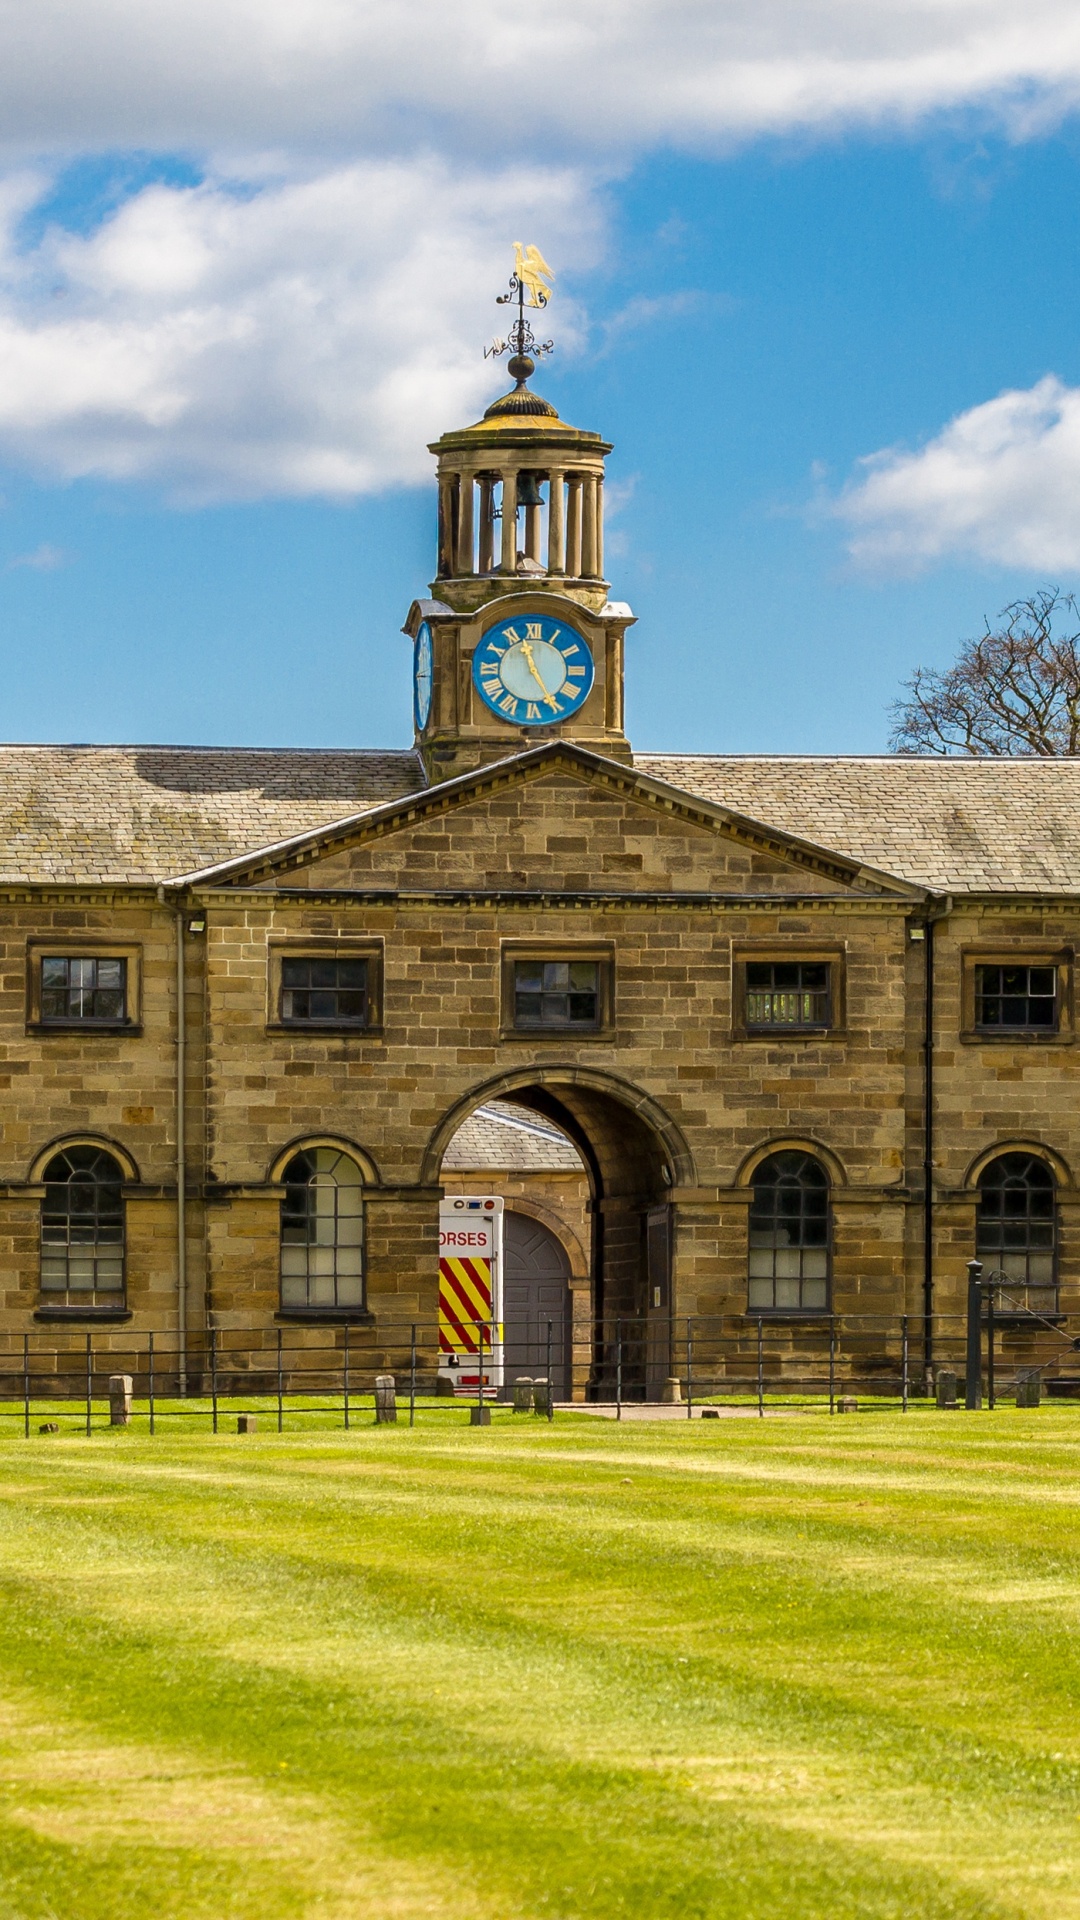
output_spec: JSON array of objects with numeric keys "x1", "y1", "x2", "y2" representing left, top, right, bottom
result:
[{"x1": 485, "y1": 243, "x2": 555, "y2": 386}]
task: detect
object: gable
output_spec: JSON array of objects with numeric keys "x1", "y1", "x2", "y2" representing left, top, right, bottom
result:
[{"x1": 216, "y1": 755, "x2": 915, "y2": 899}]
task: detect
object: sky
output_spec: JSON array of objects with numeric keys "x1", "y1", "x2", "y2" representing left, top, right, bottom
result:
[{"x1": 2, "y1": 5, "x2": 1080, "y2": 752}]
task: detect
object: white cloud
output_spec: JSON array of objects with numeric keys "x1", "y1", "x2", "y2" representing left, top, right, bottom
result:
[
  {"x1": 837, "y1": 375, "x2": 1080, "y2": 573},
  {"x1": 0, "y1": 160, "x2": 598, "y2": 500},
  {"x1": 7, "y1": 542, "x2": 69, "y2": 569},
  {"x1": 0, "y1": 1, "x2": 1078, "y2": 156}
]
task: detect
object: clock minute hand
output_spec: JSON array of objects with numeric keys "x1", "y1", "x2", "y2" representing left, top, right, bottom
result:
[{"x1": 520, "y1": 638, "x2": 560, "y2": 710}]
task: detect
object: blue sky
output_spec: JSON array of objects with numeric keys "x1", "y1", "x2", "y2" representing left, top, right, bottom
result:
[{"x1": 0, "y1": 4, "x2": 1079, "y2": 754}]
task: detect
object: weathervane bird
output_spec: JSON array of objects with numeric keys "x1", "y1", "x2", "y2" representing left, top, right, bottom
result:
[{"x1": 512, "y1": 243, "x2": 554, "y2": 308}]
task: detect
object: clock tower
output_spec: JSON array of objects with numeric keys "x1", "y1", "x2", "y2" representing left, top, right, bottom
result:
[{"x1": 403, "y1": 250, "x2": 634, "y2": 782}]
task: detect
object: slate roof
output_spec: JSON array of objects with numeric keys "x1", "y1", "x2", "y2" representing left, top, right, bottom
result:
[
  {"x1": 442, "y1": 1100, "x2": 585, "y2": 1172},
  {"x1": 636, "y1": 754, "x2": 1080, "y2": 894},
  {"x1": 0, "y1": 740, "x2": 1076, "y2": 895},
  {"x1": 0, "y1": 745, "x2": 425, "y2": 885}
]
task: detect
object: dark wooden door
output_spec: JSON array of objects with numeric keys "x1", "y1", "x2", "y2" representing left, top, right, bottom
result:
[{"x1": 502, "y1": 1212, "x2": 572, "y2": 1399}]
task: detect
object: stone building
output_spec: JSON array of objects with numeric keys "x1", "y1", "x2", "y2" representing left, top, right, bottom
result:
[{"x1": 3, "y1": 343, "x2": 1080, "y2": 1396}]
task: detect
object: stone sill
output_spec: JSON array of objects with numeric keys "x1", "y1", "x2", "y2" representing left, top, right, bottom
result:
[
  {"x1": 274, "y1": 1309, "x2": 374, "y2": 1325},
  {"x1": 34, "y1": 1306, "x2": 133, "y2": 1323}
]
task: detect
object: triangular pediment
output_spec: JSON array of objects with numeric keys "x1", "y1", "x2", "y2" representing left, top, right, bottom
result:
[{"x1": 170, "y1": 743, "x2": 923, "y2": 900}]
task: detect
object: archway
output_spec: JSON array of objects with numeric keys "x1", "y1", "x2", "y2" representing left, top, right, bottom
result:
[{"x1": 433, "y1": 1069, "x2": 691, "y2": 1398}]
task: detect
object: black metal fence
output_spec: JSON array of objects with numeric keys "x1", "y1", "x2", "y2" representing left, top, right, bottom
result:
[{"x1": 1, "y1": 1301, "x2": 1078, "y2": 1434}]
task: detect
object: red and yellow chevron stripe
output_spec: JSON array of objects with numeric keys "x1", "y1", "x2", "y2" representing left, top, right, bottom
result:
[{"x1": 439, "y1": 1255, "x2": 492, "y2": 1354}]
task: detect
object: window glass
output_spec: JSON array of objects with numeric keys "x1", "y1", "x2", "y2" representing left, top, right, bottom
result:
[
  {"x1": 514, "y1": 960, "x2": 600, "y2": 1029},
  {"x1": 745, "y1": 962, "x2": 830, "y2": 1030},
  {"x1": 41, "y1": 956, "x2": 127, "y2": 1023},
  {"x1": 281, "y1": 958, "x2": 368, "y2": 1025},
  {"x1": 976, "y1": 1152, "x2": 1057, "y2": 1290},
  {"x1": 748, "y1": 1150, "x2": 830, "y2": 1311},
  {"x1": 975, "y1": 964, "x2": 1057, "y2": 1031},
  {"x1": 280, "y1": 1148, "x2": 364, "y2": 1308},
  {"x1": 40, "y1": 1147, "x2": 125, "y2": 1302}
]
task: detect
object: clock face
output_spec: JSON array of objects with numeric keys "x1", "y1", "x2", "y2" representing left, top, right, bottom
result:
[
  {"x1": 473, "y1": 614, "x2": 594, "y2": 727},
  {"x1": 413, "y1": 621, "x2": 433, "y2": 731}
]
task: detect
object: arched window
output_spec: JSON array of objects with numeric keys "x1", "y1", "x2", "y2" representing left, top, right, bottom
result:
[
  {"x1": 748, "y1": 1150, "x2": 830, "y2": 1312},
  {"x1": 976, "y1": 1153, "x2": 1056, "y2": 1293},
  {"x1": 40, "y1": 1147, "x2": 125, "y2": 1304},
  {"x1": 280, "y1": 1148, "x2": 364, "y2": 1310}
]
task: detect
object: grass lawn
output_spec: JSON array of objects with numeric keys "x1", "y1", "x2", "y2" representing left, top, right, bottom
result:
[{"x1": 0, "y1": 1410, "x2": 1077, "y2": 1917}]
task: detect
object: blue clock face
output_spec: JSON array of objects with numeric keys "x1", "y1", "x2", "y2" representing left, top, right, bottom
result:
[
  {"x1": 413, "y1": 621, "x2": 433, "y2": 731},
  {"x1": 473, "y1": 614, "x2": 594, "y2": 727}
]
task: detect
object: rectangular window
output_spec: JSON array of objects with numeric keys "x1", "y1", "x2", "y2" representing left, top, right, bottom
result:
[
  {"x1": 513, "y1": 960, "x2": 600, "y2": 1030},
  {"x1": 280, "y1": 957, "x2": 369, "y2": 1027},
  {"x1": 975, "y1": 964, "x2": 1057, "y2": 1032},
  {"x1": 41, "y1": 956, "x2": 127, "y2": 1024},
  {"x1": 745, "y1": 961, "x2": 831, "y2": 1031}
]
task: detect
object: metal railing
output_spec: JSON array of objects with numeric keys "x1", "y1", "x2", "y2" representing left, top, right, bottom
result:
[{"x1": 0, "y1": 1302, "x2": 1077, "y2": 1434}]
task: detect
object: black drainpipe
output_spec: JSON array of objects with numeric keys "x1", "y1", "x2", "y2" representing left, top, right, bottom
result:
[{"x1": 922, "y1": 896, "x2": 952, "y2": 1376}]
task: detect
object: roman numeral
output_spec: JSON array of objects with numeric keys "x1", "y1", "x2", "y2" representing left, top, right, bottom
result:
[
  {"x1": 525, "y1": 622, "x2": 542, "y2": 640},
  {"x1": 498, "y1": 692, "x2": 517, "y2": 715},
  {"x1": 567, "y1": 666, "x2": 586, "y2": 678},
  {"x1": 482, "y1": 679, "x2": 501, "y2": 697},
  {"x1": 562, "y1": 642, "x2": 581, "y2": 657},
  {"x1": 525, "y1": 702, "x2": 541, "y2": 719},
  {"x1": 501, "y1": 626, "x2": 522, "y2": 644}
]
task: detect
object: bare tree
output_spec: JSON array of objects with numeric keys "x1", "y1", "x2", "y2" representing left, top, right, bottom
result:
[{"x1": 889, "y1": 588, "x2": 1080, "y2": 756}]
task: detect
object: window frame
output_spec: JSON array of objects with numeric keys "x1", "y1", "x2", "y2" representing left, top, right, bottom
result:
[
  {"x1": 277, "y1": 1144, "x2": 369, "y2": 1321},
  {"x1": 27, "y1": 942, "x2": 141, "y2": 1034},
  {"x1": 975, "y1": 1150, "x2": 1059, "y2": 1305},
  {"x1": 961, "y1": 947, "x2": 1073, "y2": 1045},
  {"x1": 732, "y1": 945, "x2": 845, "y2": 1041},
  {"x1": 745, "y1": 1148, "x2": 832, "y2": 1317},
  {"x1": 500, "y1": 942, "x2": 615, "y2": 1040},
  {"x1": 266, "y1": 940, "x2": 383, "y2": 1036},
  {"x1": 36, "y1": 1144, "x2": 128, "y2": 1318}
]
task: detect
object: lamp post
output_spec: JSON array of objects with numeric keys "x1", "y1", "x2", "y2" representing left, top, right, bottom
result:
[{"x1": 965, "y1": 1259, "x2": 984, "y2": 1409}]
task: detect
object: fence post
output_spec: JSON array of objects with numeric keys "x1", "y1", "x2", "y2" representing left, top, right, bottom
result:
[
  {"x1": 343, "y1": 1322, "x2": 350, "y2": 1431},
  {"x1": 410, "y1": 1324, "x2": 417, "y2": 1428},
  {"x1": 210, "y1": 1326, "x2": 218, "y2": 1435},
  {"x1": 148, "y1": 1330, "x2": 155, "y2": 1436},
  {"x1": 987, "y1": 1284, "x2": 996, "y2": 1411},
  {"x1": 901, "y1": 1314, "x2": 909, "y2": 1414},
  {"x1": 686, "y1": 1318, "x2": 693, "y2": 1421},
  {"x1": 85, "y1": 1333, "x2": 92, "y2": 1437},
  {"x1": 277, "y1": 1326, "x2": 284, "y2": 1433},
  {"x1": 616, "y1": 1318, "x2": 623, "y2": 1422},
  {"x1": 756, "y1": 1317, "x2": 764, "y2": 1420},
  {"x1": 829, "y1": 1318, "x2": 836, "y2": 1416},
  {"x1": 965, "y1": 1259, "x2": 983, "y2": 1410}
]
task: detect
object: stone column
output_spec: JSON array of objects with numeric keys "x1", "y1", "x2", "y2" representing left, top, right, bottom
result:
[
  {"x1": 565, "y1": 474, "x2": 582, "y2": 577},
  {"x1": 595, "y1": 474, "x2": 604, "y2": 579},
  {"x1": 455, "y1": 473, "x2": 474, "y2": 576},
  {"x1": 547, "y1": 469, "x2": 565, "y2": 574},
  {"x1": 500, "y1": 469, "x2": 518, "y2": 573},
  {"x1": 478, "y1": 474, "x2": 496, "y2": 573},
  {"x1": 437, "y1": 474, "x2": 455, "y2": 577},
  {"x1": 581, "y1": 474, "x2": 598, "y2": 578},
  {"x1": 524, "y1": 486, "x2": 543, "y2": 564}
]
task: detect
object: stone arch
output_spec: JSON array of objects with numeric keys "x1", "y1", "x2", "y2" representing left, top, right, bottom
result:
[
  {"x1": 734, "y1": 1136, "x2": 848, "y2": 1189},
  {"x1": 29, "y1": 1134, "x2": 140, "y2": 1184},
  {"x1": 963, "y1": 1140, "x2": 1073, "y2": 1191},
  {"x1": 421, "y1": 1064, "x2": 695, "y2": 1189},
  {"x1": 430, "y1": 1066, "x2": 691, "y2": 1397},
  {"x1": 267, "y1": 1135, "x2": 382, "y2": 1187}
]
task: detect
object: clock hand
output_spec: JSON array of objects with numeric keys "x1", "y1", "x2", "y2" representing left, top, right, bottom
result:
[{"x1": 520, "y1": 638, "x2": 561, "y2": 710}]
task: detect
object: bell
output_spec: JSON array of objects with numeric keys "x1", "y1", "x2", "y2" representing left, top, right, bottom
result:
[{"x1": 516, "y1": 470, "x2": 545, "y2": 508}]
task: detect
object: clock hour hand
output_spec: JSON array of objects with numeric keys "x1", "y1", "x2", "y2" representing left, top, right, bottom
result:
[{"x1": 520, "y1": 638, "x2": 560, "y2": 710}]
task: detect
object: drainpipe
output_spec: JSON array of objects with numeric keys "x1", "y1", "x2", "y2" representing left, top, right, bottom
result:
[{"x1": 921, "y1": 895, "x2": 952, "y2": 1376}]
